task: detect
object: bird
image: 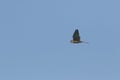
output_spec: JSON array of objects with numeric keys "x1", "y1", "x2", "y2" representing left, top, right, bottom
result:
[{"x1": 70, "y1": 29, "x2": 88, "y2": 44}]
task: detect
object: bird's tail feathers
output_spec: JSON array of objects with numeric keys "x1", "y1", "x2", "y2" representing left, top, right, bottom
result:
[{"x1": 81, "y1": 41, "x2": 89, "y2": 44}]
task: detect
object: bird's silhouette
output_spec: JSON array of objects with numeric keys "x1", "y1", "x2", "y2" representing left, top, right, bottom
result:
[{"x1": 70, "y1": 29, "x2": 88, "y2": 44}]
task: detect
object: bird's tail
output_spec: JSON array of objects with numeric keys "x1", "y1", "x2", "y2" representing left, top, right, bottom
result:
[{"x1": 81, "y1": 41, "x2": 89, "y2": 44}]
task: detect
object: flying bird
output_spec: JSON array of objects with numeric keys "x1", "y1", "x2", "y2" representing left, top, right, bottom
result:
[{"x1": 70, "y1": 29, "x2": 88, "y2": 44}]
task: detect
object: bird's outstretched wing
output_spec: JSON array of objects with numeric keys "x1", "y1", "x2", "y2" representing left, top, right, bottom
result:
[{"x1": 73, "y1": 29, "x2": 80, "y2": 41}]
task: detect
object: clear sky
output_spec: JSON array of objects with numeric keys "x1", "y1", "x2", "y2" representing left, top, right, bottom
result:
[{"x1": 0, "y1": 0, "x2": 120, "y2": 80}]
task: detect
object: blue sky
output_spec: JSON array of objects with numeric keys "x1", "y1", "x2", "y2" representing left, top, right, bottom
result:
[{"x1": 0, "y1": 0, "x2": 120, "y2": 80}]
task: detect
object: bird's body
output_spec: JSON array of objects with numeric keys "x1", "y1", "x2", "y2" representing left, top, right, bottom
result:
[{"x1": 70, "y1": 29, "x2": 88, "y2": 44}]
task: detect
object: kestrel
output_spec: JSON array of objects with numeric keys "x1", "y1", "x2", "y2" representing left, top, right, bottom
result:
[{"x1": 70, "y1": 29, "x2": 88, "y2": 44}]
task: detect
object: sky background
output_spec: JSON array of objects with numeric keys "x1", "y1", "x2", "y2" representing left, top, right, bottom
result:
[{"x1": 0, "y1": 0, "x2": 120, "y2": 80}]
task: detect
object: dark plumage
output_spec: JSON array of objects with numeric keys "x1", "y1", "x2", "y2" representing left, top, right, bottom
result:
[
  {"x1": 70, "y1": 29, "x2": 88, "y2": 44},
  {"x1": 73, "y1": 29, "x2": 80, "y2": 42}
]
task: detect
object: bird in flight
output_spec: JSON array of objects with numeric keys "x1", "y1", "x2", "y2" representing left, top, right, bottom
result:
[{"x1": 70, "y1": 29, "x2": 88, "y2": 44}]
